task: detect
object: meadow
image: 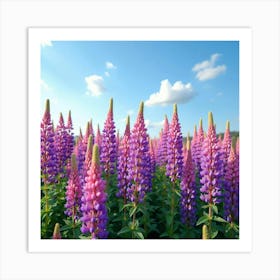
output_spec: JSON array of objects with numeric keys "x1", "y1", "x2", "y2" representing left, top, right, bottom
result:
[{"x1": 41, "y1": 98, "x2": 239, "y2": 239}]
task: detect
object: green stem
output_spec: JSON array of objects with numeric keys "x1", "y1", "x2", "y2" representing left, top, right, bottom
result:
[
  {"x1": 208, "y1": 204, "x2": 213, "y2": 238},
  {"x1": 169, "y1": 181, "x2": 175, "y2": 237}
]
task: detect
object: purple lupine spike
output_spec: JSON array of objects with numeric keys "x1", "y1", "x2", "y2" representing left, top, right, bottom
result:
[
  {"x1": 149, "y1": 138, "x2": 156, "y2": 174},
  {"x1": 80, "y1": 144, "x2": 108, "y2": 239},
  {"x1": 100, "y1": 98, "x2": 117, "y2": 175},
  {"x1": 191, "y1": 119, "x2": 204, "y2": 173},
  {"x1": 224, "y1": 144, "x2": 239, "y2": 223},
  {"x1": 222, "y1": 120, "x2": 232, "y2": 171},
  {"x1": 166, "y1": 104, "x2": 183, "y2": 182},
  {"x1": 65, "y1": 154, "x2": 82, "y2": 218},
  {"x1": 158, "y1": 115, "x2": 169, "y2": 166},
  {"x1": 74, "y1": 133, "x2": 86, "y2": 174},
  {"x1": 127, "y1": 102, "x2": 151, "y2": 203},
  {"x1": 235, "y1": 137, "x2": 239, "y2": 157},
  {"x1": 117, "y1": 116, "x2": 130, "y2": 199},
  {"x1": 41, "y1": 99, "x2": 57, "y2": 185},
  {"x1": 65, "y1": 110, "x2": 75, "y2": 176},
  {"x1": 180, "y1": 136, "x2": 197, "y2": 227},
  {"x1": 200, "y1": 112, "x2": 223, "y2": 204},
  {"x1": 54, "y1": 112, "x2": 69, "y2": 176}
]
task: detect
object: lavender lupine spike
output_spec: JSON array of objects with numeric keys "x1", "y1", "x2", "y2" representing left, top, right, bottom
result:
[
  {"x1": 149, "y1": 138, "x2": 156, "y2": 174},
  {"x1": 65, "y1": 110, "x2": 75, "y2": 176},
  {"x1": 127, "y1": 102, "x2": 151, "y2": 203},
  {"x1": 100, "y1": 98, "x2": 117, "y2": 175},
  {"x1": 180, "y1": 136, "x2": 197, "y2": 227},
  {"x1": 54, "y1": 113, "x2": 68, "y2": 176},
  {"x1": 159, "y1": 115, "x2": 169, "y2": 166},
  {"x1": 65, "y1": 154, "x2": 82, "y2": 218},
  {"x1": 80, "y1": 144, "x2": 108, "y2": 239},
  {"x1": 192, "y1": 119, "x2": 204, "y2": 173},
  {"x1": 200, "y1": 112, "x2": 223, "y2": 204},
  {"x1": 117, "y1": 116, "x2": 130, "y2": 199},
  {"x1": 224, "y1": 144, "x2": 239, "y2": 223},
  {"x1": 166, "y1": 104, "x2": 183, "y2": 182},
  {"x1": 52, "y1": 223, "x2": 61, "y2": 239},
  {"x1": 41, "y1": 99, "x2": 57, "y2": 184}
]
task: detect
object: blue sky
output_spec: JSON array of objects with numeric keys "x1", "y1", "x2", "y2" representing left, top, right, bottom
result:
[{"x1": 40, "y1": 41, "x2": 239, "y2": 138}]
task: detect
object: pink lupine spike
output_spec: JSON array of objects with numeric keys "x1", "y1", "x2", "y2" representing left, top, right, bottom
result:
[{"x1": 80, "y1": 144, "x2": 108, "y2": 239}]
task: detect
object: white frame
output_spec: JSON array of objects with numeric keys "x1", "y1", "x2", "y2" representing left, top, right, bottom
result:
[
  {"x1": 1, "y1": 1, "x2": 279, "y2": 279},
  {"x1": 28, "y1": 27, "x2": 252, "y2": 253}
]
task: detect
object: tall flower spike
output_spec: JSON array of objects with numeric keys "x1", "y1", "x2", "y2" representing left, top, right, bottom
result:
[
  {"x1": 158, "y1": 115, "x2": 169, "y2": 166},
  {"x1": 117, "y1": 116, "x2": 130, "y2": 199},
  {"x1": 180, "y1": 135, "x2": 197, "y2": 227},
  {"x1": 52, "y1": 223, "x2": 61, "y2": 239},
  {"x1": 65, "y1": 110, "x2": 75, "y2": 176},
  {"x1": 224, "y1": 144, "x2": 239, "y2": 223},
  {"x1": 65, "y1": 154, "x2": 82, "y2": 218},
  {"x1": 100, "y1": 98, "x2": 117, "y2": 175},
  {"x1": 41, "y1": 99, "x2": 57, "y2": 185},
  {"x1": 54, "y1": 112, "x2": 69, "y2": 176},
  {"x1": 191, "y1": 119, "x2": 204, "y2": 173},
  {"x1": 94, "y1": 123, "x2": 102, "y2": 149},
  {"x1": 166, "y1": 104, "x2": 183, "y2": 182},
  {"x1": 83, "y1": 135, "x2": 93, "y2": 179},
  {"x1": 200, "y1": 112, "x2": 223, "y2": 204},
  {"x1": 222, "y1": 121, "x2": 232, "y2": 163},
  {"x1": 81, "y1": 144, "x2": 108, "y2": 239},
  {"x1": 127, "y1": 102, "x2": 151, "y2": 203}
]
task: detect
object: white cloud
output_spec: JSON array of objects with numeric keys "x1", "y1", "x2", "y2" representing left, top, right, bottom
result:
[
  {"x1": 106, "y1": 61, "x2": 117, "y2": 69},
  {"x1": 41, "y1": 40, "x2": 53, "y2": 47},
  {"x1": 40, "y1": 79, "x2": 51, "y2": 92},
  {"x1": 85, "y1": 75, "x2": 105, "y2": 97},
  {"x1": 145, "y1": 119, "x2": 165, "y2": 129},
  {"x1": 192, "y1": 53, "x2": 226, "y2": 81},
  {"x1": 105, "y1": 71, "x2": 110, "y2": 77},
  {"x1": 145, "y1": 79, "x2": 195, "y2": 107}
]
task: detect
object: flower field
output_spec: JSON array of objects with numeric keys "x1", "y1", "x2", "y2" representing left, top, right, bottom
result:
[{"x1": 41, "y1": 98, "x2": 239, "y2": 240}]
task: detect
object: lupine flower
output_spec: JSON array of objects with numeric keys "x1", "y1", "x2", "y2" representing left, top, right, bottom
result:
[
  {"x1": 66, "y1": 110, "x2": 74, "y2": 160},
  {"x1": 52, "y1": 223, "x2": 61, "y2": 239},
  {"x1": 117, "y1": 116, "x2": 130, "y2": 199},
  {"x1": 80, "y1": 144, "x2": 108, "y2": 239},
  {"x1": 191, "y1": 119, "x2": 204, "y2": 173},
  {"x1": 65, "y1": 110, "x2": 75, "y2": 176},
  {"x1": 100, "y1": 98, "x2": 117, "y2": 175},
  {"x1": 83, "y1": 135, "x2": 93, "y2": 181},
  {"x1": 200, "y1": 112, "x2": 223, "y2": 204},
  {"x1": 127, "y1": 102, "x2": 151, "y2": 203},
  {"x1": 65, "y1": 154, "x2": 82, "y2": 218},
  {"x1": 54, "y1": 113, "x2": 69, "y2": 176},
  {"x1": 149, "y1": 138, "x2": 156, "y2": 174},
  {"x1": 74, "y1": 133, "x2": 86, "y2": 174},
  {"x1": 224, "y1": 144, "x2": 239, "y2": 222},
  {"x1": 180, "y1": 136, "x2": 197, "y2": 227},
  {"x1": 158, "y1": 115, "x2": 169, "y2": 166},
  {"x1": 235, "y1": 137, "x2": 239, "y2": 157},
  {"x1": 166, "y1": 104, "x2": 183, "y2": 182},
  {"x1": 94, "y1": 124, "x2": 102, "y2": 149},
  {"x1": 88, "y1": 119, "x2": 95, "y2": 143},
  {"x1": 41, "y1": 99, "x2": 57, "y2": 184}
]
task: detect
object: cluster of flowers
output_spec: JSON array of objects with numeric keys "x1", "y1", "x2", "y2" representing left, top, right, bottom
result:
[{"x1": 42, "y1": 98, "x2": 239, "y2": 239}]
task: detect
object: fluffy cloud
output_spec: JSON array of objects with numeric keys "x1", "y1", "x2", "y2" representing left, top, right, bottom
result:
[
  {"x1": 145, "y1": 79, "x2": 195, "y2": 107},
  {"x1": 105, "y1": 71, "x2": 110, "y2": 77},
  {"x1": 106, "y1": 61, "x2": 117, "y2": 69},
  {"x1": 41, "y1": 40, "x2": 53, "y2": 47},
  {"x1": 85, "y1": 75, "x2": 105, "y2": 97},
  {"x1": 192, "y1": 53, "x2": 226, "y2": 81},
  {"x1": 40, "y1": 79, "x2": 51, "y2": 91},
  {"x1": 145, "y1": 119, "x2": 164, "y2": 129}
]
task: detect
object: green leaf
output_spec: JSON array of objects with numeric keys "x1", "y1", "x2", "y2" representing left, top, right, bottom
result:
[
  {"x1": 120, "y1": 203, "x2": 134, "y2": 212},
  {"x1": 129, "y1": 206, "x2": 137, "y2": 217},
  {"x1": 211, "y1": 230, "x2": 219, "y2": 239},
  {"x1": 201, "y1": 205, "x2": 210, "y2": 209},
  {"x1": 196, "y1": 215, "x2": 209, "y2": 226},
  {"x1": 212, "y1": 216, "x2": 227, "y2": 223},
  {"x1": 211, "y1": 204, "x2": 218, "y2": 214},
  {"x1": 134, "y1": 231, "x2": 144, "y2": 239},
  {"x1": 117, "y1": 227, "x2": 131, "y2": 235}
]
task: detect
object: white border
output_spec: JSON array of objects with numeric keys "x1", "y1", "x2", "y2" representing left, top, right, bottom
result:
[{"x1": 28, "y1": 27, "x2": 252, "y2": 253}]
